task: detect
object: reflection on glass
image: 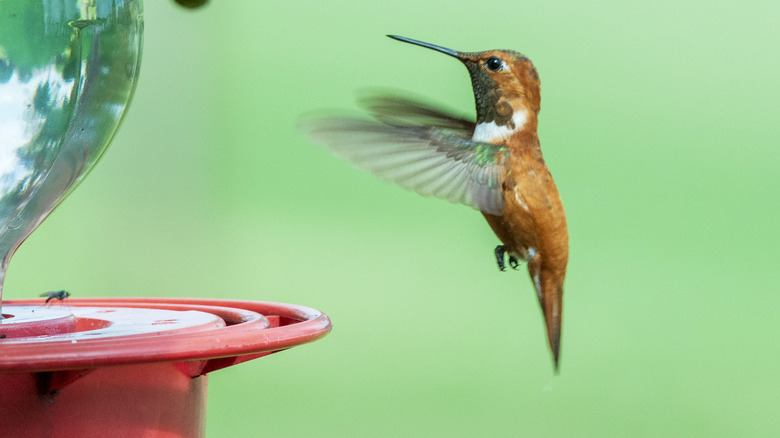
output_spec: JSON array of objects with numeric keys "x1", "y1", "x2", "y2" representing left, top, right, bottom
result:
[{"x1": 0, "y1": 1, "x2": 144, "y2": 304}]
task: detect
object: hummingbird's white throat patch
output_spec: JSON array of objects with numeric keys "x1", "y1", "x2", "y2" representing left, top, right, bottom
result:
[{"x1": 472, "y1": 110, "x2": 527, "y2": 143}]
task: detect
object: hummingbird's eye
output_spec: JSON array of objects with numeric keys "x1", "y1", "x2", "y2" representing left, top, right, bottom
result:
[{"x1": 485, "y1": 56, "x2": 504, "y2": 72}]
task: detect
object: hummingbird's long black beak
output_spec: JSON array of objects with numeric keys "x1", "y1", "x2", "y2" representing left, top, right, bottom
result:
[{"x1": 387, "y1": 35, "x2": 462, "y2": 59}]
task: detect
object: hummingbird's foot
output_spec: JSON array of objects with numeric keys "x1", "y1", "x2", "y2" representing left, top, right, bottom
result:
[
  {"x1": 509, "y1": 256, "x2": 520, "y2": 270},
  {"x1": 494, "y1": 245, "x2": 507, "y2": 271}
]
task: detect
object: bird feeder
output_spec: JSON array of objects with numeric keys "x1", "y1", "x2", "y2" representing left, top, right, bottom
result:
[
  {"x1": 0, "y1": 3, "x2": 332, "y2": 436},
  {"x1": 0, "y1": 298, "x2": 331, "y2": 436}
]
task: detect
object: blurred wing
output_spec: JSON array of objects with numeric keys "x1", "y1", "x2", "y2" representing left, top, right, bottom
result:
[
  {"x1": 303, "y1": 112, "x2": 507, "y2": 216},
  {"x1": 358, "y1": 93, "x2": 476, "y2": 133}
]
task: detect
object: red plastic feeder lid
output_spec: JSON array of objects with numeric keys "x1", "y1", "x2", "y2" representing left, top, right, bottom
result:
[{"x1": 0, "y1": 298, "x2": 332, "y2": 374}]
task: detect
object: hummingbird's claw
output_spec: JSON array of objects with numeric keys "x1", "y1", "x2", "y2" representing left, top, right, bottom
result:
[
  {"x1": 509, "y1": 256, "x2": 520, "y2": 270},
  {"x1": 494, "y1": 245, "x2": 507, "y2": 271}
]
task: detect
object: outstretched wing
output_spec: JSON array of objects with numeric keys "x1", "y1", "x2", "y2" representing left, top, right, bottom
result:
[
  {"x1": 358, "y1": 94, "x2": 476, "y2": 133},
  {"x1": 302, "y1": 96, "x2": 507, "y2": 215}
]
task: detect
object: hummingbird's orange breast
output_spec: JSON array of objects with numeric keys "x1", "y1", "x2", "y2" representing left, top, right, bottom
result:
[{"x1": 484, "y1": 134, "x2": 568, "y2": 270}]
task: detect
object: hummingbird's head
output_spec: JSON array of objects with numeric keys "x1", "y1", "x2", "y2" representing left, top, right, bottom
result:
[{"x1": 388, "y1": 35, "x2": 541, "y2": 142}]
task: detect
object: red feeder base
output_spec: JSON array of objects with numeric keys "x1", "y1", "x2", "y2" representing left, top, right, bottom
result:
[{"x1": 0, "y1": 298, "x2": 331, "y2": 437}]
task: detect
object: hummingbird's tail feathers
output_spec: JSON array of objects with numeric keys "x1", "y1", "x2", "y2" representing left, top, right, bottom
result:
[
  {"x1": 301, "y1": 116, "x2": 508, "y2": 216},
  {"x1": 529, "y1": 263, "x2": 563, "y2": 371}
]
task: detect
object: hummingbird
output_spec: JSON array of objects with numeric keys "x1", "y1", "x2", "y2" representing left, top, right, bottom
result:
[{"x1": 304, "y1": 35, "x2": 569, "y2": 370}]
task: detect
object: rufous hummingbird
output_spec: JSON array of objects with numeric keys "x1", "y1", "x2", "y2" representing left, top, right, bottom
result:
[{"x1": 304, "y1": 35, "x2": 569, "y2": 370}]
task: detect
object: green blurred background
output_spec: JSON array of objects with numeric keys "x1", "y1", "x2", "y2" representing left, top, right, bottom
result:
[{"x1": 5, "y1": 0, "x2": 780, "y2": 436}]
